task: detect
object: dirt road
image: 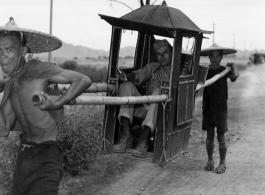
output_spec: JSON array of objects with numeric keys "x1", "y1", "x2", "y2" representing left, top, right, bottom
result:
[{"x1": 97, "y1": 64, "x2": 265, "y2": 195}]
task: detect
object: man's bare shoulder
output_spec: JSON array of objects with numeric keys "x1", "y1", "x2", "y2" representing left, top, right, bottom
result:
[{"x1": 21, "y1": 59, "x2": 64, "y2": 81}]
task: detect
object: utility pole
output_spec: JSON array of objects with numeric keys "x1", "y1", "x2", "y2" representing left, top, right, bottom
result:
[
  {"x1": 233, "y1": 34, "x2": 235, "y2": 49},
  {"x1": 48, "y1": 0, "x2": 53, "y2": 62},
  {"x1": 244, "y1": 40, "x2": 246, "y2": 58},
  {"x1": 212, "y1": 23, "x2": 215, "y2": 44}
]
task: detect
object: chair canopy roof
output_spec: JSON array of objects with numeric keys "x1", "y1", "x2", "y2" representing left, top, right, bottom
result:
[{"x1": 99, "y1": 2, "x2": 211, "y2": 37}]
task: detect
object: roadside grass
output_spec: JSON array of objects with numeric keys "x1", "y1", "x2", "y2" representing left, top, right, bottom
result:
[
  {"x1": 59, "y1": 93, "x2": 138, "y2": 195},
  {"x1": 0, "y1": 132, "x2": 20, "y2": 194}
]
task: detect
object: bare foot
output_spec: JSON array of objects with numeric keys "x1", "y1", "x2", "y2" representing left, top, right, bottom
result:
[
  {"x1": 215, "y1": 164, "x2": 226, "y2": 174},
  {"x1": 205, "y1": 160, "x2": 214, "y2": 171}
]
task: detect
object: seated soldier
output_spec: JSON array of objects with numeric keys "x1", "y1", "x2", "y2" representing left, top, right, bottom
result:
[{"x1": 113, "y1": 39, "x2": 172, "y2": 158}]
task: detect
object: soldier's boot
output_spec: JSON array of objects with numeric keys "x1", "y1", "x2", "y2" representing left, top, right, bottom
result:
[
  {"x1": 112, "y1": 117, "x2": 133, "y2": 153},
  {"x1": 132, "y1": 126, "x2": 151, "y2": 158}
]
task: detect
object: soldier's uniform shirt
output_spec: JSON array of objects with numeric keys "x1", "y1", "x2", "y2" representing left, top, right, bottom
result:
[{"x1": 134, "y1": 62, "x2": 171, "y2": 95}]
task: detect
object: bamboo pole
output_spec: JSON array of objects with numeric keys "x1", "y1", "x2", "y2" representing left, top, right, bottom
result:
[
  {"x1": 58, "y1": 84, "x2": 116, "y2": 93},
  {"x1": 196, "y1": 66, "x2": 231, "y2": 91},
  {"x1": 32, "y1": 94, "x2": 169, "y2": 106},
  {"x1": 74, "y1": 95, "x2": 168, "y2": 105}
]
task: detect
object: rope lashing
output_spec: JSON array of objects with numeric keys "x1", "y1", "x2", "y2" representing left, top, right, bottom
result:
[{"x1": 159, "y1": 97, "x2": 171, "y2": 165}]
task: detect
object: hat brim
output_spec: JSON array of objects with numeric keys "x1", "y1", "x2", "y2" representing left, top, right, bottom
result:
[
  {"x1": 200, "y1": 43, "x2": 237, "y2": 56},
  {"x1": 200, "y1": 48, "x2": 237, "y2": 56},
  {"x1": 0, "y1": 27, "x2": 62, "y2": 53}
]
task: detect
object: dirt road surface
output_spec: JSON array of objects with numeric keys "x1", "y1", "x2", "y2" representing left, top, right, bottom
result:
[{"x1": 97, "y1": 64, "x2": 265, "y2": 195}]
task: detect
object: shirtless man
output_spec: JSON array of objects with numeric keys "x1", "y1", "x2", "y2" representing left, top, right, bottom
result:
[{"x1": 0, "y1": 18, "x2": 91, "y2": 194}]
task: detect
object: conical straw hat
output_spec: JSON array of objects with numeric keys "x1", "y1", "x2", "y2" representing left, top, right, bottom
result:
[
  {"x1": 200, "y1": 43, "x2": 237, "y2": 56},
  {"x1": 0, "y1": 17, "x2": 62, "y2": 53}
]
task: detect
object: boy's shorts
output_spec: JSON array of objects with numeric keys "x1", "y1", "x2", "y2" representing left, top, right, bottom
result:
[{"x1": 202, "y1": 111, "x2": 228, "y2": 133}]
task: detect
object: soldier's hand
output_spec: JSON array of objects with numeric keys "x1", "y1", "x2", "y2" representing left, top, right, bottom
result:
[{"x1": 117, "y1": 69, "x2": 128, "y2": 82}]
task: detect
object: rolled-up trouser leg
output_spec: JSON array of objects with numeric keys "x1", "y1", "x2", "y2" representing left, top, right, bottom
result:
[
  {"x1": 117, "y1": 82, "x2": 142, "y2": 124},
  {"x1": 141, "y1": 88, "x2": 160, "y2": 133}
]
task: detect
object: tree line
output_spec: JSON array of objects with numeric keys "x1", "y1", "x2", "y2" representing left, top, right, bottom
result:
[{"x1": 59, "y1": 60, "x2": 108, "y2": 83}]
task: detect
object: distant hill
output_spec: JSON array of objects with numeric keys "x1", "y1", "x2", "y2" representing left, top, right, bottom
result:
[
  {"x1": 53, "y1": 43, "x2": 109, "y2": 59},
  {"x1": 33, "y1": 41, "x2": 263, "y2": 64},
  {"x1": 34, "y1": 42, "x2": 135, "y2": 64}
]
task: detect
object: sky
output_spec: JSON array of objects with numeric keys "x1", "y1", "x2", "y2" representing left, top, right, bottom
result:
[{"x1": 0, "y1": 0, "x2": 265, "y2": 51}]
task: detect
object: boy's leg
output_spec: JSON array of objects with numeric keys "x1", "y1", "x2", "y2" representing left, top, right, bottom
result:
[
  {"x1": 205, "y1": 128, "x2": 215, "y2": 171},
  {"x1": 216, "y1": 132, "x2": 227, "y2": 174},
  {"x1": 217, "y1": 133, "x2": 227, "y2": 165},
  {"x1": 215, "y1": 111, "x2": 228, "y2": 174}
]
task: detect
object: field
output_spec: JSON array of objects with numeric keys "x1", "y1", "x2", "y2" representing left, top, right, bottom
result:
[
  {"x1": 0, "y1": 57, "x2": 249, "y2": 194},
  {"x1": 76, "y1": 56, "x2": 248, "y2": 72},
  {"x1": 77, "y1": 58, "x2": 134, "y2": 69}
]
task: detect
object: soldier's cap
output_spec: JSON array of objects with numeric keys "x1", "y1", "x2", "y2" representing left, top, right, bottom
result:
[
  {"x1": 0, "y1": 17, "x2": 62, "y2": 53},
  {"x1": 200, "y1": 43, "x2": 237, "y2": 56},
  {"x1": 153, "y1": 39, "x2": 171, "y2": 52}
]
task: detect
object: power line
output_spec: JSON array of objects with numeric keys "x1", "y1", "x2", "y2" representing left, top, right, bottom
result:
[
  {"x1": 212, "y1": 23, "x2": 215, "y2": 44},
  {"x1": 233, "y1": 34, "x2": 235, "y2": 49},
  {"x1": 67, "y1": 0, "x2": 97, "y2": 49},
  {"x1": 48, "y1": 0, "x2": 53, "y2": 62}
]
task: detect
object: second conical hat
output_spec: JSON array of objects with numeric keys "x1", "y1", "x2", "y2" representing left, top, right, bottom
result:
[{"x1": 200, "y1": 43, "x2": 237, "y2": 56}]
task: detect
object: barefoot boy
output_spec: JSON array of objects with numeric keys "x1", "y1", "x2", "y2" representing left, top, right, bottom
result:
[{"x1": 200, "y1": 43, "x2": 239, "y2": 174}]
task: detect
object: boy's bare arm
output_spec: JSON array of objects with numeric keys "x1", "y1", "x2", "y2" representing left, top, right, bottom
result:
[
  {"x1": 37, "y1": 69, "x2": 92, "y2": 110},
  {"x1": 227, "y1": 62, "x2": 239, "y2": 82},
  {"x1": 0, "y1": 98, "x2": 16, "y2": 137}
]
